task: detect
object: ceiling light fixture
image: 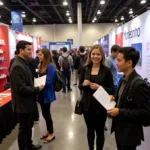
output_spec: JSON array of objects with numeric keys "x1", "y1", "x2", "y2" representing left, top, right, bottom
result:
[
  {"x1": 63, "y1": 1, "x2": 68, "y2": 6},
  {"x1": 94, "y1": 17, "x2": 97, "y2": 21},
  {"x1": 33, "y1": 18, "x2": 36, "y2": 22},
  {"x1": 115, "y1": 18, "x2": 118, "y2": 22},
  {"x1": 141, "y1": 0, "x2": 146, "y2": 4},
  {"x1": 100, "y1": 0, "x2": 105, "y2": 5},
  {"x1": 66, "y1": 11, "x2": 70, "y2": 16},
  {"x1": 129, "y1": 8, "x2": 133, "y2": 14},
  {"x1": 22, "y1": 14, "x2": 26, "y2": 18},
  {"x1": 120, "y1": 16, "x2": 124, "y2": 20},
  {"x1": 92, "y1": 20, "x2": 95, "y2": 23},
  {"x1": 97, "y1": 10, "x2": 101, "y2": 15},
  {"x1": 0, "y1": 1, "x2": 3, "y2": 6}
]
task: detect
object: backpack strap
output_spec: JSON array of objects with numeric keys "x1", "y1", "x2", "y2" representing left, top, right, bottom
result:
[
  {"x1": 128, "y1": 76, "x2": 143, "y2": 98},
  {"x1": 62, "y1": 55, "x2": 69, "y2": 59}
]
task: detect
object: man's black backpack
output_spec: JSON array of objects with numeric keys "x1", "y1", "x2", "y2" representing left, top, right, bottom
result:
[
  {"x1": 128, "y1": 76, "x2": 150, "y2": 127},
  {"x1": 53, "y1": 71, "x2": 64, "y2": 92},
  {"x1": 62, "y1": 55, "x2": 70, "y2": 71},
  {"x1": 78, "y1": 55, "x2": 87, "y2": 74}
]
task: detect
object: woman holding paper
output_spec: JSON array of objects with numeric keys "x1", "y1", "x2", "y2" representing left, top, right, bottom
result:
[
  {"x1": 38, "y1": 49, "x2": 56, "y2": 143},
  {"x1": 79, "y1": 44, "x2": 114, "y2": 150}
]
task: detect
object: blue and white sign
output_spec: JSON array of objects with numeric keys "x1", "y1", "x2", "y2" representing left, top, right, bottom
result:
[
  {"x1": 49, "y1": 42, "x2": 71, "y2": 51},
  {"x1": 67, "y1": 39, "x2": 73, "y2": 45},
  {"x1": 41, "y1": 45, "x2": 47, "y2": 49},
  {"x1": 11, "y1": 11, "x2": 23, "y2": 32}
]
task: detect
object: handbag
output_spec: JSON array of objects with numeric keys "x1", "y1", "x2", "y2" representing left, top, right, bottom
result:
[{"x1": 74, "y1": 96, "x2": 83, "y2": 115}]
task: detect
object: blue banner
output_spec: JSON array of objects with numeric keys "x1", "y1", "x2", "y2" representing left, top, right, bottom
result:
[{"x1": 11, "y1": 11, "x2": 22, "y2": 32}]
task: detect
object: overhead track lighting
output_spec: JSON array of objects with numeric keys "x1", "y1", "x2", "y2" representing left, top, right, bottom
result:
[
  {"x1": 141, "y1": 0, "x2": 146, "y2": 4},
  {"x1": 100, "y1": 0, "x2": 105, "y2": 5},
  {"x1": 63, "y1": 1, "x2": 68, "y2": 6}
]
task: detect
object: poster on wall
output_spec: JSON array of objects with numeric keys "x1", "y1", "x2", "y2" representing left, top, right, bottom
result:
[
  {"x1": 0, "y1": 24, "x2": 10, "y2": 91},
  {"x1": 131, "y1": 43, "x2": 142, "y2": 66},
  {"x1": 98, "y1": 35, "x2": 109, "y2": 57}
]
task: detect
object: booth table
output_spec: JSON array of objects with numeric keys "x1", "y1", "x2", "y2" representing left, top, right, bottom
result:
[{"x1": 0, "y1": 89, "x2": 17, "y2": 143}]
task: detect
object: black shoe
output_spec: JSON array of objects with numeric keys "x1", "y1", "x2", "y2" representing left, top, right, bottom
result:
[
  {"x1": 29, "y1": 144, "x2": 42, "y2": 150},
  {"x1": 62, "y1": 90, "x2": 66, "y2": 93},
  {"x1": 68, "y1": 88, "x2": 72, "y2": 92}
]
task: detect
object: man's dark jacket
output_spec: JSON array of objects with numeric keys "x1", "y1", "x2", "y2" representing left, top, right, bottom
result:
[
  {"x1": 10, "y1": 56, "x2": 39, "y2": 114},
  {"x1": 111, "y1": 70, "x2": 150, "y2": 147}
]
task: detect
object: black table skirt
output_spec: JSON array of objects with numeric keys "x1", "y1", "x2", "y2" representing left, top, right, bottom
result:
[{"x1": 0, "y1": 101, "x2": 18, "y2": 143}]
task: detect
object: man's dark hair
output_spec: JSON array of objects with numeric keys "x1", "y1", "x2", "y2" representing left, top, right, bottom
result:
[
  {"x1": 119, "y1": 47, "x2": 140, "y2": 68},
  {"x1": 16, "y1": 40, "x2": 32, "y2": 54},
  {"x1": 62, "y1": 47, "x2": 67, "y2": 52},
  {"x1": 79, "y1": 46, "x2": 85, "y2": 53},
  {"x1": 36, "y1": 50, "x2": 40, "y2": 54},
  {"x1": 14, "y1": 50, "x2": 18, "y2": 55},
  {"x1": 111, "y1": 45, "x2": 120, "y2": 53},
  {"x1": 52, "y1": 50, "x2": 58, "y2": 55}
]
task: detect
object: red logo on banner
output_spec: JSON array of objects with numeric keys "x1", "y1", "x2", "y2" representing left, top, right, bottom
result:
[{"x1": 115, "y1": 32, "x2": 123, "y2": 47}]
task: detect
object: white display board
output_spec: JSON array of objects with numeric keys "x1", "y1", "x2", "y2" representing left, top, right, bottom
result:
[
  {"x1": 109, "y1": 10, "x2": 150, "y2": 81},
  {"x1": 9, "y1": 29, "x2": 16, "y2": 59}
]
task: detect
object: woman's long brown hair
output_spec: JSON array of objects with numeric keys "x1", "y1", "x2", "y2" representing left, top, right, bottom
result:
[
  {"x1": 39, "y1": 49, "x2": 55, "y2": 73},
  {"x1": 85, "y1": 44, "x2": 106, "y2": 67}
]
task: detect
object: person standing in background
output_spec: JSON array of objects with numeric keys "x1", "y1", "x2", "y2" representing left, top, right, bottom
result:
[
  {"x1": 10, "y1": 40, "x2": 43, "y2": 150},
  {"x1": 27, "y1": 58, "x2": 40, "y2": 124},
  {"x1": 106, "y1": 45, "x2": 120, "y2": 94},
  {"x1": 9, "y1": 50, "x2": 18, "y2": 72},
  {"x1": 34, "y1": 50, "x2": 40, "y2": 68},
  {"x1": 38, "y1": 49, "x2": 56, "y2": 143},
  {"x1": 79, "y1": 44, "x2": 114, "y2": 150},
  {"x1": 74, "y1": 46, "x2": 87, "y2": 85},
  {"x1": 52, "y1": 50, "x2": 60, "y2": 70},
  {"x1": 58, "y1": 47, "x2": 73, "y2": 93}
]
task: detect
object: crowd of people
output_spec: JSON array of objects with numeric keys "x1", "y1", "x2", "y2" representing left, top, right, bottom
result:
[{"x1": 8, "y1": 40, "x2": 150, "y2": 150}]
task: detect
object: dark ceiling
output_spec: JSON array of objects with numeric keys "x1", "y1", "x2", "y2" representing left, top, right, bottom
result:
[{"x1": 0, "y1": 0, "x2": 150, "y2": 25}]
